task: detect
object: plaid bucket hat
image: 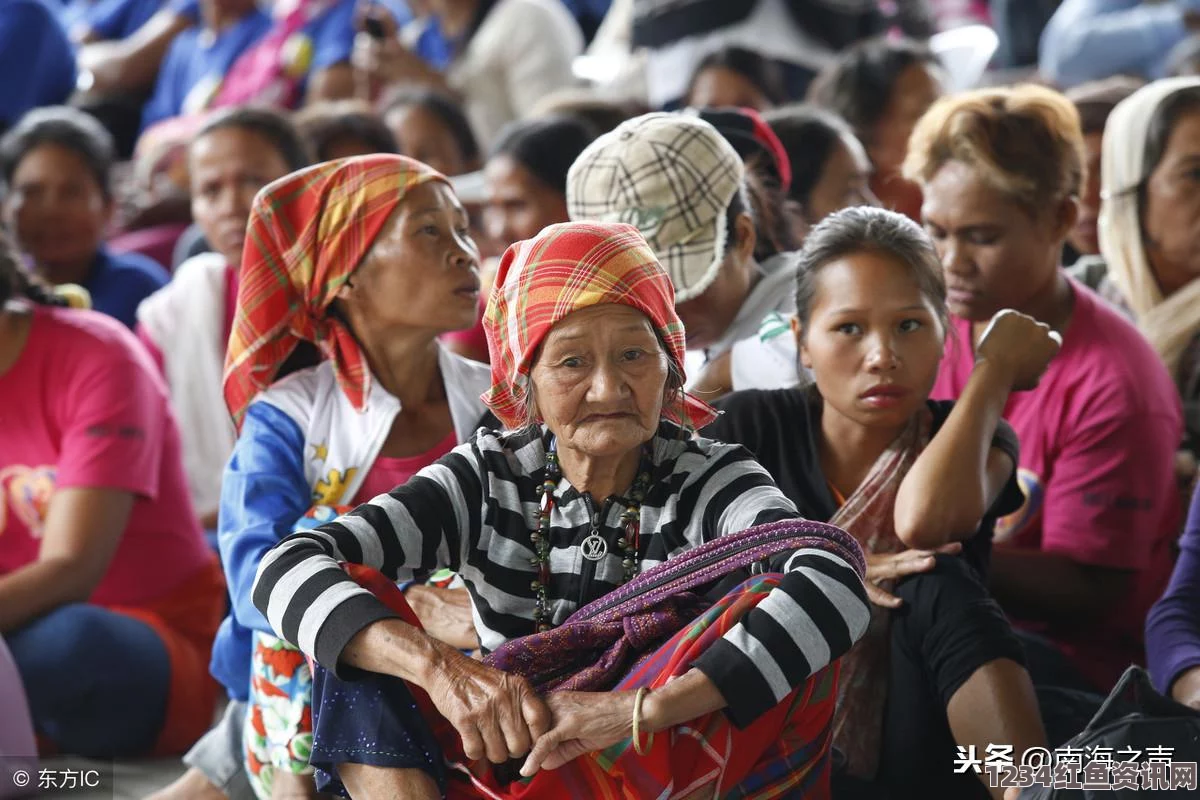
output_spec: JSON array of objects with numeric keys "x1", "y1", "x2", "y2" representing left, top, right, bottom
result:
[{"x1": 566, "y1": 112, "x2": 744, "y2": 303}]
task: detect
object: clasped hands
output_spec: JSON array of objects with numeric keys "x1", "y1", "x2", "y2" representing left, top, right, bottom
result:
[{"x1": 419, "y1": 641, "x2": 640, "y2": 778}]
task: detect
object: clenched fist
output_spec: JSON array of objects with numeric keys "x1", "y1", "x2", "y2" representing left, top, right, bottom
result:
[{"x1": 975, "y1": 309, "x2": 1062, "y2": 391}]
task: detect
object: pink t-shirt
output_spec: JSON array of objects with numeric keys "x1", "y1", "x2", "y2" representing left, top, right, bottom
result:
[
  {"x1": 932, "y1": 280, "x2": 1181, "y2": 689},
  {"x1": 0, "y1": 306, "x2": 212, "y2": 608},
  {"x1": 351, "y1": 430, "x2": 458, "y2": 504}
]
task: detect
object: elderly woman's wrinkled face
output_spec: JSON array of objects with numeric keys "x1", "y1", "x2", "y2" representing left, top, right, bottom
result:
[
  {"x1": 1142, "y1": 109, "x2": 1200, "y2": 297},
  {"x1": 530, "y1": 305, "x2": 670, "y2": 461},
  {"x1": 337, "y1": 181, "x2": 481, "y2": 334}
]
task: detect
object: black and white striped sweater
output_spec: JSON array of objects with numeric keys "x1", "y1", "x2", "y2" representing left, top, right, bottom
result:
[{"x1": 252, "y1": 421, "x2": 870, "y2": 726}]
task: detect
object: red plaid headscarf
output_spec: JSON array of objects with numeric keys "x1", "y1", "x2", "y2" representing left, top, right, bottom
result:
[
  {"x1": 223, "y1": 154, "x2": 448, "y2": 429},
  {"x1": 482, "y1": 221, "x2": 718, "y2": 430}
]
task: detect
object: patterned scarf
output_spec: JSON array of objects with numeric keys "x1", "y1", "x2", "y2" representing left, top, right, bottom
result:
[
  {"x1": 830, "y1": 405, "x2": 932, "y2": 779},
  {"x1": 480, "y1": 221, "x2": 718, "y2": 430},
  {"x1": 223, "y1": 154, "x2": 449, "y2": 429},
  {"x1": 1099, "y1": 77, "x2": 1200, "y2": 380}
]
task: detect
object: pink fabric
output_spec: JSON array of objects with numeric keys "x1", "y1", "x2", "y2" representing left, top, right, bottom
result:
[
  {"x1": 108, "y1": 223, "x2": 191, "y2": 273},
  {"x1": 0, "y1": 306, "x2": 212, "y2": 608},
  {"x1": 932, "y1": 280, "x2": 1181, "y2": 689},
  {"x1": 351, "y1": 430, "x2": 457, "y2": 504}
]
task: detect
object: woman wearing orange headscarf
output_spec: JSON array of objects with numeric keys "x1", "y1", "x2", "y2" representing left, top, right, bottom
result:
[{"x1": 158, "y1": 154, "x2": 493, "y2": 800}]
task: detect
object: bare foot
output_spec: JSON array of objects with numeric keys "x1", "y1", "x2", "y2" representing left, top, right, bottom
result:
[{"x1": 145, "y1": 767, "x2": 227, "y2": 800}]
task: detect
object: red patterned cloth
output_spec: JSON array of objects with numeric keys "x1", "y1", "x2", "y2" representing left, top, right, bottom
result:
[
  {"x1": 480, "y1": 221, "x2": 717, "y2": 430},
  {"x1": 223, "y1": 155, "x2": 449, "y2": 428},
  {"x1": 347, "y1": 563, "x2": 838, "y2": 799}
]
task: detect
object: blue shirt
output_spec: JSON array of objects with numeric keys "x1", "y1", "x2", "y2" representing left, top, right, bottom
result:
[
  {"x1": 141, "y1": 8, "x2": 272, "y2": 130},
  {"x1": 84, "y1": 247, "x2": 170, "y2": 329},
  {"x1": 0, "y1": 0, "x2": 76, "y2": 133},
  {"x1": 1040, "y1": 0, "x2": 1200, "y2": 87},
  {"x1": 210, "y1": 402, "x2": 311, "y2": 700},
  {"x1": 63, "y1": 0, "x2": 165, "y2": 40}
]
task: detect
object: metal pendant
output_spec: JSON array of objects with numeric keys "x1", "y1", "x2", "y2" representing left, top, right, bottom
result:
[{"x1": 580, "y1": 533, "x2": 608, "y2": 561}]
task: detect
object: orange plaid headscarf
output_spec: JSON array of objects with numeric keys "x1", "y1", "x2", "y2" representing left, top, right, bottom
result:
[
  {"x1": 482, "y1": 221, "x2": 718, "y2": 430},
  {"x1": 223, "y1": 154, "x2": 448, "y2": 429}
]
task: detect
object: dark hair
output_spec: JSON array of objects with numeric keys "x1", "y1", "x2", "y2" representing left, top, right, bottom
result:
[
  {"x1": 763, "y1": 104, "x2": 857, "y2": 207},
  {"x1": 806, "y1": 36, "x2": 939, "y2": 143},
  {"x1": 0, "y1": 106, "x2": 115, "y2": 199},
  {"x1": 793, "y1": 206, "x2": 947, "y2": 334},
  {"x1": 1065, "y1": 77, "x2": 1143, "y2": 136},
  {"x1": 531, "y1": 91, "x2": 647, "y2": 135},
  {"x1": 380, "y1": 87, "x2": 481, "y2": 165},
  {"x1": 739, "y1": 165, "x2": 801, "y2": 261},
  {"x1": 1142, "y1": 85, "x2": 1200, "y2": 182},
  {"x1": 292, "y1": 100, "x2": 397, "y2": 162},
  {"x1": 0, "y1": 229, "x2": 66, "y2": 307},
  {"x1": 687, "y1": 46, "x2": 789, "y2": 107},
  {"x1": 196, "y1": 105, "x2": 312, "y2": 172},
  {"x1": 489, "y1": 115, "x2": 599, "y2": 195}
]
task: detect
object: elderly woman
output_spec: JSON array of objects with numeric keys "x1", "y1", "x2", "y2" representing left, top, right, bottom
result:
[
  {"x1": 1072, "y1": 78, "x2": 1200, "y2": 463},
  {"x1": 251, "y1": 221, "x2": 871, "y2": 798},
  {"x1": 154, "y1": 154, "x2": 492, "y2": 800}
]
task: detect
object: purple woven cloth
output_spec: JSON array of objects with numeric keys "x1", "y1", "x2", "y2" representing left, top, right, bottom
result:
[{"x1": 484, "y1": 519, "x2": 863, "y2": 693}]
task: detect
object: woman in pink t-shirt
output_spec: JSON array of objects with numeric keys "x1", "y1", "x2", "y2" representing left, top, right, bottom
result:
[
  {"x1": 903, "y1": 85, "x2": 1181, "y2": 733},
  {"x1": 0, "y1": 232, "x2": 225, "y2": 758}
]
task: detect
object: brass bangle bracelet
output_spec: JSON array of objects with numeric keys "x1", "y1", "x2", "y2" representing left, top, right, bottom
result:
[{"x1": 632, "y1": 687, "x2": 654, "y2": 755}]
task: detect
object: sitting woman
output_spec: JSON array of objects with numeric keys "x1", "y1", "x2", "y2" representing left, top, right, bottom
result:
[
  {"x1": 763, "y1": 104, "x2": 878, "y2": 232},
  {"x1": 567, "y1": 112, "x2": 802, "y2": 397},
  {"x1": 905, "y1": 85, "x2": 1181, "y2": 724},
  {"x1": 1072, "y1": 78, "x2": 1200, "y2": 468},
  {"x1": 0, "y1": 106, "x2": 169, "y2": 329},
  {"x1": 136, "y1": 106, "x2": 311, "y2": 532},
  {"x1": 705, "y1": 206, "x2": 1050, "y2": 799},
  {"x1": 380, "y1": 86, "x2": 481, "y2": 179},
  {"x1": 293, "y1": 99, "x2": 399, "y2": 162},
  {"x1": 685, "y1": 45, "x2": 789, "y2": 111},
  {"x1": 156, "y1": 154, "x2": 493, "y2": 800},
  {"x1": 251, "y1": 220, "x2": 871, "y2": 798},
  {"x1": 0, "y1": 231, "x2": 224, "y2": 758},
  {"x1": 808, "y1": 36, "x2": 944, "y2": 221}
]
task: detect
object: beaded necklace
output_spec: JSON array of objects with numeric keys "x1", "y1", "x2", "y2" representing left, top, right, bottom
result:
[{"x1": 530, "y1": 440, "x2": 653, "y2": 632}]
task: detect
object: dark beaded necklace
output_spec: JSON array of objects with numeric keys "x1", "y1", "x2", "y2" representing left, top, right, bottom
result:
[{"x1": 530, "y1": 440, "x2": 652, "y2": 632}]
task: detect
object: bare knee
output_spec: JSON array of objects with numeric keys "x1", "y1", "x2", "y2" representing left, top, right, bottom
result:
[{"x1": 337, "y1": 764, "x2": 440, "y2": 800}]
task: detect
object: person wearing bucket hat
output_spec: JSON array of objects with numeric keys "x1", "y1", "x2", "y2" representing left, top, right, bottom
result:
[
  {"x1": 566, "y1": 111, "x2": 804, "y2": 398},
  {"x1": 154, "y1": 154, "x2": 494, "y2": 800},
  {"x1": 250, "y1": 220, "x2": 870, "y2": 799}
]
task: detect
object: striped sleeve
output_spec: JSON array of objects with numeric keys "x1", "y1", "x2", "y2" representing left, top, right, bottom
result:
[
  {"x1": 683, "y1": 445, "x2": 871, "y2": 727},
  {"x1": 251, "y1": 439, "x2": 488, "y2": 672}
]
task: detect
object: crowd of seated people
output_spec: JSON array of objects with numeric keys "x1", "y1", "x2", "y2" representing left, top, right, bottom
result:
[{"x1": 3, "y1": 2, "x2": 1200, "y2": 800}]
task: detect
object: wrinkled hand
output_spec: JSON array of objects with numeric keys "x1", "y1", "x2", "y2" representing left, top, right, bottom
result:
[
  {"x1": 424, "y1": 648, "x2": 552, "y2": 764},
  {"x1": 521, "y1": 691, "x2": 638, "y2": 777},
  {"x1": 865, "y1": 543, "x2": 961, "y2": 608},
  {"x1": 404, "y1": 585, "x2": 479, "y2": 650},
  {"x1": 975, "y1": 309, "x2": 1062, "y2": 391}
]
